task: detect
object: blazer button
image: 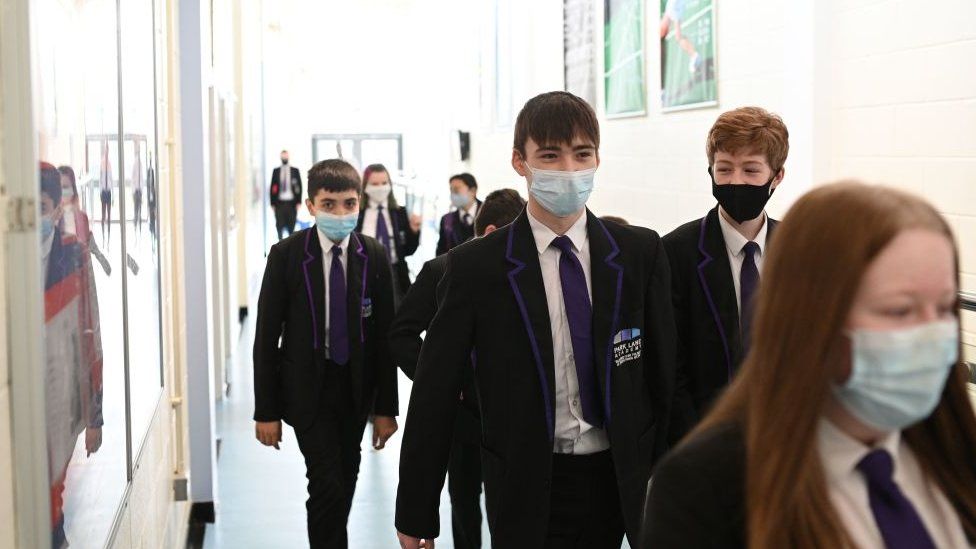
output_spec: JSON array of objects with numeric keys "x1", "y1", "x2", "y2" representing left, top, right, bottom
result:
[{"x1": 543, "y1": 479, "x2": 551, "y2": 489}]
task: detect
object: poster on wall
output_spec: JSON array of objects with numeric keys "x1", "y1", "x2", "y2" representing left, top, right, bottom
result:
[
  {"x1": 564, "y1": 0, "x2": 597, "y2": 107},
  {"x1": 659, "y1": 0, "x2": 717, "y2": 111},
  {"x1": 604, "y1": 0, "x2": 646, "y2": 117}
]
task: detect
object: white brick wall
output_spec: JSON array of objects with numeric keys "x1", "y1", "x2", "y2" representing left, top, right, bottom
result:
[{"x1": 825, "y1": 0, "x2": 976, "y2": 350}]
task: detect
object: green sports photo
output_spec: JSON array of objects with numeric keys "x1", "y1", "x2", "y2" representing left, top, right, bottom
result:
[{"x1": 659, "y1": 0, "x2": 717, "y2": 110}]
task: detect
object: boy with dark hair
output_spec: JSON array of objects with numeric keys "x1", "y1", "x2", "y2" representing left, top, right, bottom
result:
[
  {"x1": 253, "y1": 158, "x2": 398, "y2": 548},
  {"x1": 436, "y1": 172, "x2": 481, "y2": 256},
  {"x1": 389, "y1": 187, "x2": 525, "y2": 549},
  {"x1": 664, "y1": 106, "x2": 789, "y2": 439},
  {"x1": 396, "y1": 91, "x2": 678, "y2": 548}
]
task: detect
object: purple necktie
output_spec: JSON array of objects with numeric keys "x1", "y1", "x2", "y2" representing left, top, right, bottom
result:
[
  {"x1": 739, "y1": 241, "x2": 760, "y2": 356},
  {"x1": 329, "y1": 245, "x2": 349, "y2": 365},
  {"x1": 551, "y1": 235, "x2": 603, "y2": 428},
  {"x1": 376, "y1": 205, "x2": 392, "y2": 258},
  {"x1": 856, "y1": 449, "x2": 937, "y2": 549}
]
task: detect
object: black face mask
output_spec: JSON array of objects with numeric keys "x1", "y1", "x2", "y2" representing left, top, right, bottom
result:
[
  {"x1": 281, "y1": 158, "x2": 289, "y2": 165},
  {"x1": 709, "y1": 167, "x2": 776, "y2": 223}
]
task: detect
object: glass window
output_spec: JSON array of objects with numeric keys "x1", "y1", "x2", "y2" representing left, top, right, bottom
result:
[
  {"x1": 120, "y1": 0, "x2": 163, "y2": 453},
  {"x1": 32, "y1": 0, "x2": 128, "y2": 546}
]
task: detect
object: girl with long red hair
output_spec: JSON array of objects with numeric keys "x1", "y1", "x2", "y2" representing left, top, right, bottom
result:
[{"x1": 642, "y1": 182, "x2": 976, "y2": 548}]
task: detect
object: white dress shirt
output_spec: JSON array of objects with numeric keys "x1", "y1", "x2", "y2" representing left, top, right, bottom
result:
[
  {"x1": 317, "y1": 229, "x2": 350, "y2": 361},
  {"x1": 279, "y1": 164, "x2": 294, "y2": 201},
  {"x1": 361, "y1": 200, "x2": 398, "y2": 263},
  {"x1": 461, "y1": 200, "x2": 478, "y2": 226},
  {"x1": 817, "y1": 419, "x2": 971, "y2": 549},
  {"x1": 527, "y1": 210, "x2": 610, "y2": 455},
  {"x1": 717, "y1": 210, "x2": 768, "y2": 315}
]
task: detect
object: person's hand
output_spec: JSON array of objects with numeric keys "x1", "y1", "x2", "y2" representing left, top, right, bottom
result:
[
  {"x1": 372, "y1": 415, "x2": 398, "y2": 450},
  {"x1": 85, "y1": 426, "x2": 103, "y2": 457},
  {"x1": 256, "y1": 420, "x2": 282, "y2": 449},
  {"x1": 409, "y1": 214, "x2": 422, "y2": 233},
  {"x1": 397, "y1": 532, "x2": 435, "y2": 548}
]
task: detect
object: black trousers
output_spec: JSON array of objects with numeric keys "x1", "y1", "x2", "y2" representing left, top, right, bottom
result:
[
  {"x1": 275, "y1": 202, "x2": 298, "y2": 240},
  {"x1": 545, "y1": 450, "x2": 624, "y2": 549},
  {"x1": 448, "y1": 408, "x2": 483, "y2": 549},
  {"x1": 294, "y1": 364, "x2": 367, "y2": 549}
]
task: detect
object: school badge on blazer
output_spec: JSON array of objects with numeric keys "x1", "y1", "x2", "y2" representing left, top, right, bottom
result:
[
  {"x1": 613, "y1": 328, "x2": 642, "y2": 366},
  {"x1": 361, "y1": 297, "x2": 373, "y2": 318}
]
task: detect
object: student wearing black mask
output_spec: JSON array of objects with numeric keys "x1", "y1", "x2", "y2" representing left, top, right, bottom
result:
[{"x1": 663, "y1": 106, "x2": 788, "y2": 441}]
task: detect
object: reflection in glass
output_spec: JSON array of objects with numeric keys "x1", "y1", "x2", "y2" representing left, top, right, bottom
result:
[
  {"x1": 33, "y1": 0, "x2": 129, "y2": 546},
  {"x1": 121, "y1": 0, "x2": 163, "y2": 451}
]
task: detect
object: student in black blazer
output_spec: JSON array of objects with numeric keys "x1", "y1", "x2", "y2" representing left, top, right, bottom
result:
[
  {"x1": 356, "y1": 163, "x2": 421, "y2": 298},
  {"x1": 396, "y1": 92, "x2": 678, "y2": 549},
  {"x1": 254, "y1": 159, "x2": 398, "y2": 548},
  {"x1": 643, "y1": 183, "x2": 976, "y2": 548},
  {"x1": 389, "y1": 188, "x2": 525, "y2": 549},
  {"x1": 663, "y1": 107, "x2": 789, "y2": 440},
  {"x1": 435, "y1": 172, "x2": 481, "y2": 256},
  {"x1": 269, "y1": 149, "x2": 303, "y2": 240}
]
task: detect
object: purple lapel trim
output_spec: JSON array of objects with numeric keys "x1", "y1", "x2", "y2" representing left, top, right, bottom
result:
[
  {"x1": 696, "y1": 215, "x2": 733, "y2": 380},
  {"x1": 302, "y1": 229, "x2": 320, "y2": 350},
  {"x1": 352, "y1": 232, "x2": 368, "y2": 343},
  {"x1": 595, "y1": 217, "x2": 623, "y2": 425},
  {"x1": 505, "y1": 225, "x2": 555, "y2": 441}
]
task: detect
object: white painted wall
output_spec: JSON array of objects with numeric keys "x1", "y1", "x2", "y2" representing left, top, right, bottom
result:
[{"x1": 822, "y1": 0, "x2": 976, "y2": 352}]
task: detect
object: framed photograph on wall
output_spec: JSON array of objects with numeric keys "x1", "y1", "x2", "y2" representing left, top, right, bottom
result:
[
  {"x1": 564, "y1": 0, "x2": 597, "y2": 107},
  {"x1": 660, "y1": 0, "x2": 718, "y2": 112},
  {"x1": 603, "y1": 0, "x2": 646, "y2": 118}
]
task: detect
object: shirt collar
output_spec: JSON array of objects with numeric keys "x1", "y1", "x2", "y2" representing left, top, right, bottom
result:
[
  {"x1": 317, "y1": 229, "x2": 351, "y2": 255},
  {"x1": 527, "y1": 209, "x2": 588, "y2": 256},
  {"x1": 464, "y1": 199, "x2": 478, "y2": 217},
  {"x1": 368, "y1": 200, "x2": 384, "y2": 210},
  {"x1": 717, "y1": 208, "x2": 768, "y2": 258},
  {"x1": 817, "y1": 418, "x2": 902, "y2": 484}
]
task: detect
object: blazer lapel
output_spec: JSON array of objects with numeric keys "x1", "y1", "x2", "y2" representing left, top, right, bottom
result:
[
  {"x1": 696, "y1": 207, "x2": 741, "y2": 380},
  {"x1": 451, "y1": 211, "x2": 464, "y2": 247},
  {"x1": 505, "y1": 212, "x2": 557, "y2": 441},
  {"x1": 301, "y1": 228, "x2": 326, "y2": 356},
  {"x1": 586, "y1": 211, "x2": 623, "y2": 426},
  {"x1": 347, "y1": 232, "x2": 368, "y2": 347}
]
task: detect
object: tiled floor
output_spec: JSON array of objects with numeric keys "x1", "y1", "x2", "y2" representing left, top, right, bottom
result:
[{"x1": 201, "y1": 310, "x2": 485, "y2": 548}]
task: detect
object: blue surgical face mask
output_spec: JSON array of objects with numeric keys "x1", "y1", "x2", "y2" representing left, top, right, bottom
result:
[
  {"x1": 41, "y1": 214, "x2": 55, "y2": 241},
  {"x1": 450, "y1": 192, "x2": 471, "y2": 209},
  {"x1": 524, "y1": 161, "x2": 596, "y2": 217},
  {"x1": 314, "y1": 211, "x2": 358, "y2": 243},
  {"x1": 834, "y1": 319, "x2": 959, "y2": 432}
]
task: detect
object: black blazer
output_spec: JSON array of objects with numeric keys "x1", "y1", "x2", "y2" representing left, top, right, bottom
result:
[
  {"x1": 389, "y1": 254, "x2": 480, "y2": 442},
  {"x1": 253, "y1": 228, "x2": 397, "y2": 431},
  {"x1": 395, "y1": 210, "x2": 678, "y2": 546},
  {"x1": 435, "y1": 199, "x2": 482, "y2": 256},
  {"x1": 641, "y1": 422, "x2": 746, "y2": 548},
  {"x1": 663, "y1": 207, "x2": 777, "y2": 438},
  {"x1": 269, "y1": 166, "x2": 302, "y2": 206},
  {"x1": 356, "y1": 204, "x2": 420, "y2": 294}
]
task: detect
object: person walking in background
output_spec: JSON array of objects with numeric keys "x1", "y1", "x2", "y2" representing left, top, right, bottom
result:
[
  {"x1": 131, "y1": 140, "x2": 145, "y2": 237},
  {"x1": 98, "y1": 139, "x2": 113, "y2": 248},
  {"x1": 642, "y1": 182, "x2": 976, "y2": 548},
  {"x1": 356, "y1": 163, "x2": 421, "y2": 298},
  {"x1": 435, "y1": 173, "x2": 481, "y2": 256},
  {"x1": 389, "y1": 188, "x2": 526, "y2": 549},
  {"x1": 270, "y1": 149, "x2": 303, "y2": 240},
  {"x1": 664, "y1": 106, "x2": 789, "y2": 441}
]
